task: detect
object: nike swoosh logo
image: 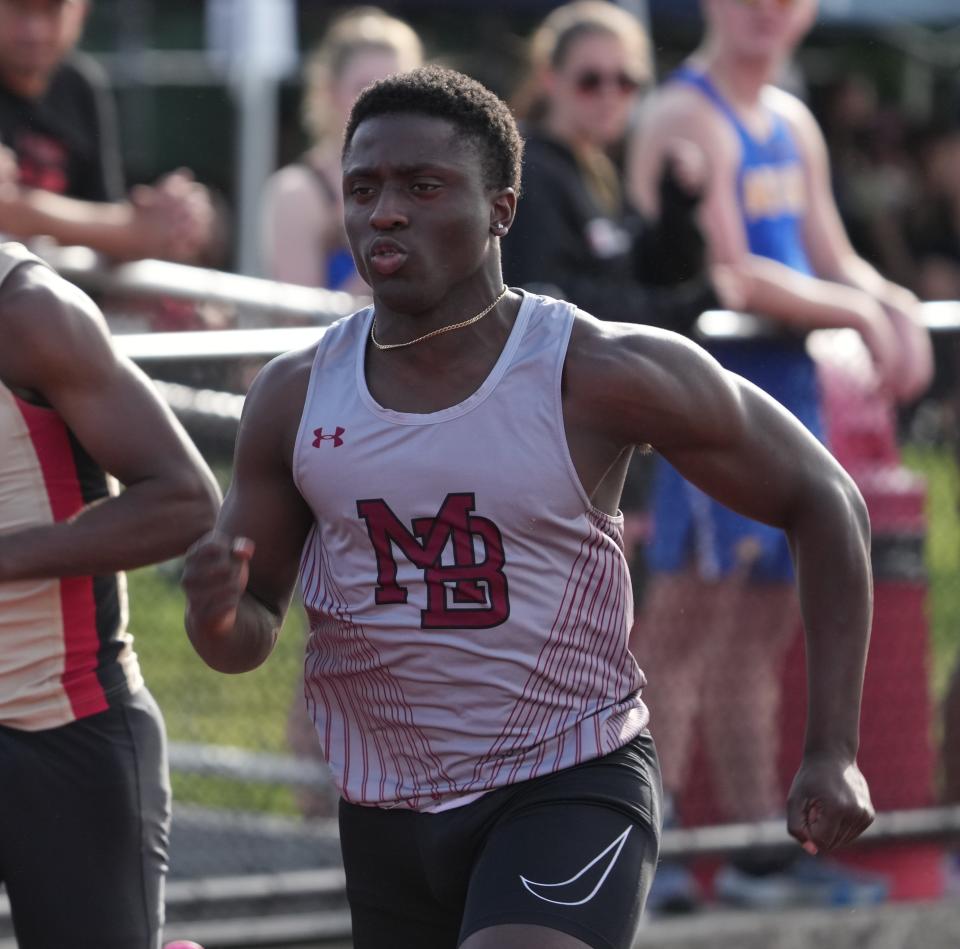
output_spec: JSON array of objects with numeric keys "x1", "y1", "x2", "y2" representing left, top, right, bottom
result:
[{"x1": 519, "y1": 825, "x2": 632, "y2": 906}]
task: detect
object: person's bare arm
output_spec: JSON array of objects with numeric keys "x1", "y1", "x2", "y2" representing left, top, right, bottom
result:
[
  {"x1": 261, "y1": 165, "x2": 328, "y2": 287},
  {"x1": 181, "y1": 349, "x2": 315, "y2": 673},
  {"x1": 0, "y1": 172, "x2": 214, "y2": 263},
  {"x1": 568, "y1": 316, "x2": 875, "y2": 852},
  {"x1": 0, "y1": 187, "x2": 141, "y2": 256},
  {"x1": 627, "y1": 89, "x2": 902, "y2": 379},
  {"x1": 0, "y1": 261, "x2": 221, "y2": 579},
  {"x1": 781, "y1": 92, "x2": 933, "y2": 401}
]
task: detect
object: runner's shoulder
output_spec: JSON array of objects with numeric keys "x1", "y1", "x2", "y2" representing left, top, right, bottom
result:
[
  {"x1": 565, "y1": 308, "x2": 742, "y2": 445},
  {"x1": 244, "y1": 343, "x2": 316, "y2": 422},
  {"x1": 567, "y1": 308, "x2": 712, "y2": 391}
]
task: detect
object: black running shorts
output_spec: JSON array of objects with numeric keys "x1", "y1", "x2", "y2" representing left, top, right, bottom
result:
[
  {"x1": 0, "y1": 687, "x2": 171, "y2": 949},
  {"x1": 339, "y1": 730, "x2": 662, "y2": 949}
]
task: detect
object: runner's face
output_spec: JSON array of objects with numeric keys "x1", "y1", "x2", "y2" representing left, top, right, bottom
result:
[
  {"x1": 342, "y1": 113, "x2": 506, "y2": 313},
  {"x1": 706, "y1": 0, "x2": 816, "y2": 62},
  {"x1": 547, "y1": 30, "x2": 647, "y2": 146},
  {"x1": 0, "y1": 0, "x2": 86, "y2": 95}
]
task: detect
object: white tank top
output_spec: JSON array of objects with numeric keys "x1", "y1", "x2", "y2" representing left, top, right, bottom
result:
[{"x1": 293, "y1": 291, "x2": 647, "y2": 810}]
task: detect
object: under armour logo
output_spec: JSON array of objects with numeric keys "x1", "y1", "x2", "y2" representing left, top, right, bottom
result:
[{"x1": 313, "y1": 426, "x2": 345, "y2": 448}]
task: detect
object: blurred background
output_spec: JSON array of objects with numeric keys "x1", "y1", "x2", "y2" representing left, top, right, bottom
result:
[{"x1": 3, "y1": 0, "x2": 959, "y2": 946}]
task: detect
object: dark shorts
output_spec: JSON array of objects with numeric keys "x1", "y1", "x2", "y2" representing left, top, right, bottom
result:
[
  {"x1": 0, "y1": 687, "x2": 171, "y2": 949},
  {"x1": 339, "y1": 731, "x2": 662, "y2": 949}
]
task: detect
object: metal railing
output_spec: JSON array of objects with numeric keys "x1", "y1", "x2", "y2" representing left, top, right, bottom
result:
[
  {"x1": 35, "y1": 244, "x2": 364, "y2": 329},
  {"x1": 34, "y1": 244, "x2": 960, "y2": 347},
  {"x1": 109, "y1": 304, "x2": 960, "y2": 368}
]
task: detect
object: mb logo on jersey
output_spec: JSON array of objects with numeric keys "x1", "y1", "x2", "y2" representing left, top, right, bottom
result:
[
  {"x1": 357, "y1": 492, "x2": 509, "y2": 629},
  {"x1": 313, "y1": 426, "x2": 345, "y2": 448}
]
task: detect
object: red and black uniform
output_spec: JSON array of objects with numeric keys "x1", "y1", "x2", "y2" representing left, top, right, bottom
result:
[{"x1": 0, "y1": 244, "x2": 169, "y2": 949}]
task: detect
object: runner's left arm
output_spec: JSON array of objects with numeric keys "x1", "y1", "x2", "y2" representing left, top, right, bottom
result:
[{"x1": 572, "y1": 319, "x2": 875, "y2": 852}]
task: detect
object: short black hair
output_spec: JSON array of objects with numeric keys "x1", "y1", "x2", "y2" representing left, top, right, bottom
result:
[{"x1": 343, "y1": 65, "x2": 524, "y2": 195}]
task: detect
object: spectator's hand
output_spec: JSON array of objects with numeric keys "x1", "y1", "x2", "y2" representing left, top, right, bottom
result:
[
  {"x1": 660, "y1": 137, "x2": 709, "y2": 202},
  {"x1": 129, "y1": 169, "x2": 215, "y2": 263},
  {"x1": 182, "y1": 532, "x2": 255, "y2": 640},
  {"x1": 641, "y1": 139, "x2": 712, "y2": 291},
  {"x1": 787, "y1": 753, "x2": 875, "y2": 854},
  {"x1": 852, "y1": 296, "x2": 902, "y2": 397},
  {"x1": 881, "y1": 294, "x2": 934, "y2": 404}
]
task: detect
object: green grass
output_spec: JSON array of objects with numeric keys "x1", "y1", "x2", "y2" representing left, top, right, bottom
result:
[
  {"x1": 128, "y1": 562, "x2": 308, "y2": 814},
  {"x1": 902, "y1": 445, "x2": 960, "y2": 699}
]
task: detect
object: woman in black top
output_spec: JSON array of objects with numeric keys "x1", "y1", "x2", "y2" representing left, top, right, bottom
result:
[{"x1": 502, "y1": 0, "x2": 717, "y2": 332}]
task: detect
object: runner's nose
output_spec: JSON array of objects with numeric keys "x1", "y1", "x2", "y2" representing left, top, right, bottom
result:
[{"x1": 369, "y1": 186, "x2": 408, "y2": 231}]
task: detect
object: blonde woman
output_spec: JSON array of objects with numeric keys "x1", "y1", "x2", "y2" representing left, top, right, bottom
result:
[{"x1": 262, "y1": 7, "x2": 422, "y2": 290}]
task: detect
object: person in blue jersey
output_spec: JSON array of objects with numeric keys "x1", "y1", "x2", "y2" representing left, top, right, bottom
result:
[
  {"x1": 261, "y1": 7, "x2": 422, "y2": 291},
  {"x1": 626, "y1": 0, "x2": 933, "y2": 908},
  {"x1": 184, "y1": 66, "x2": 878, "y2": 948}
]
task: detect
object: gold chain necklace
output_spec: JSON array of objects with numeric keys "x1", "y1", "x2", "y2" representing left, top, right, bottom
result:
[{"x1": 370, "y1": 285, "x2": 509, "y2": 351}]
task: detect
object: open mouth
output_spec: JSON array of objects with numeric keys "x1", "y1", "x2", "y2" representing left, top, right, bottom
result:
[{"x1": 369, "y1": 242, "x2": 408, "y2": 276}]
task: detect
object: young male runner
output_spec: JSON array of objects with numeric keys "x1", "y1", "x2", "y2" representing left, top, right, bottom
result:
[
  {"x1": 0, "y1": 242, "x2": 220, "y2": 947},
  {"x1": 183, "y1": 66, "x2": 876, "y2": 949}
]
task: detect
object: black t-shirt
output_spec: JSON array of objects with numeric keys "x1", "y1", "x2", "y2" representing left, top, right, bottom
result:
[
  {"x1": 501, "y1": 128, "x2": 715, "y2": 333},
  {"x1": 0, "y1": 53, "x2": 123, "y2": 202}
]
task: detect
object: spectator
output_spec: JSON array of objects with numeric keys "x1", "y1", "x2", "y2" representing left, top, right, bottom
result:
[
  {"x1": 502, "y1": 1, "x2": 724, "y2": 615},
  {"x1": 626, "y1": 0, "x2": 932, "y2": 909},
  {"x1": 261, "y1": 6, "x2": 422, "y2": 291},
  {"x1": 0, "y1": 0, "x2": 213, "y2": 262},
  {"x1": 0, "y1": 241, "x2": 220, "y2": 947},
  {"x1": 502, "y1": 0, "x2": 718, "y2": 332}
]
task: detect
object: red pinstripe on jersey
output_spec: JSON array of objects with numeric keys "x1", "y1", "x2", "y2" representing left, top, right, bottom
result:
[{"x1": 301, "y1": 526, "x2": 457, "y2": 808}]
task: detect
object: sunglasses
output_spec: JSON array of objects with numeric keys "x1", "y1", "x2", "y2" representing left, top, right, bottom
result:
[{"x1": 572, "y1": 70, "x2": 643, "y2": 96}]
